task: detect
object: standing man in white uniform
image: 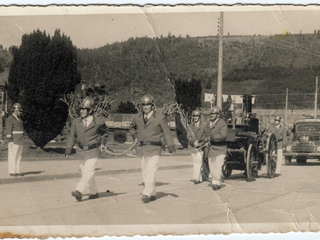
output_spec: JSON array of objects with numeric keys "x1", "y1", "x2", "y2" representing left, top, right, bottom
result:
[{"x1": 5, "y1": 103, "x2": 25, "y2": 177}]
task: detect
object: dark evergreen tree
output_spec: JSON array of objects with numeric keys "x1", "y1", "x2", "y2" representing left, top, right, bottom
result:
[
  {"x1": 174, "y1": 78, "x2": 202, "y2": 120},
  {"x1": 174, "y1": 77, "x2": 202, "y2": 148},
  {"x1": 7, "y1": 29, "x2": 81, "y2": 148}
]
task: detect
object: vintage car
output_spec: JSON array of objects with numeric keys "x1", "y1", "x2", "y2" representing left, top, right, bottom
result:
[{"x1": 283, "y1": 118, "x2": 320, "y2": 165}]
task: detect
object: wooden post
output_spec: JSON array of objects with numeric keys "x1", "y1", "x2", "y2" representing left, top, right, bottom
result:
[{"x1": 217, "y1": 12, "x2": 224, "y2": 110}]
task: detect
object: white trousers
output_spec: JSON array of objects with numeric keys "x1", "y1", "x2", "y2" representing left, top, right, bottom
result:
[
  {"x1": 190, "y1": 149, "x2": 203, "y2": 182},
  {"x1": 76, "y1": 158, "x2": 98, "y2": 194},
  {"x1": 276, "y1": 148, "x2": 283, "y2": 174},
  {"x1": 8, "y1": 142, "x2": 23, "y2": 174},
  {"x1": 141, "y1": 155, "x2": 160, "y2": 197},
  {"x1": 208, "y1": 154, "x2": 226, "y2": 186}
]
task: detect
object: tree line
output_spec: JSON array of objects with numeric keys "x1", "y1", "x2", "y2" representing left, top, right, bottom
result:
[{"x1": 5, "y1": 29, "x2": 320, "y2": 148}]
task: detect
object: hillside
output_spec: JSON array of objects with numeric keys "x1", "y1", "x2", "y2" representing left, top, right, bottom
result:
[
  {"x1": 77, "y1": 32, "x2": 320, "y2": 109},
  {"x1": 3, "y1": 32, "x2": 320, "y2": 109}
]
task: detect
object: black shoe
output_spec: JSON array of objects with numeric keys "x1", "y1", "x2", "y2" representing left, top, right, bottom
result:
[
  {"x1": 149, "y1": 195, "x2": 156, "y2": 201},
  {"x1": 10, "y1": 173, "x2": 18, "y2": 177},
  {"x1": 141, "y1": 195, "x2": 156, "y2": 203},
  {"x1": 71, "y1": 190, "x2": 82, "y2": 202},
  {"x1": 211, "y1": 184, "x2": 221, "y2": 191},
  {"x1": 88, "y1": 193, "x2": 99, "y2": 199},
  {"x1": 16, "y1": 173, "x2": 24, "y2": 177}
]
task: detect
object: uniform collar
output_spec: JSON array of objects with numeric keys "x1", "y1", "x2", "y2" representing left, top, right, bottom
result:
[
  {"x1": 12, "y1": 113, "x2": 22, "y2": 123},
  {"x1": 144, "y1": 110, "x2": 154, "y2": 120}
]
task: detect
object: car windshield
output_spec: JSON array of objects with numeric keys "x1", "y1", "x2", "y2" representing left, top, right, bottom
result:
[{"x1": 296, "y1": 123, "x2": 320, "y2": 133}]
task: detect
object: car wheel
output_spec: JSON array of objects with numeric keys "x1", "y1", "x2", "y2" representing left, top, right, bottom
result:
[{"x1": 285, "y1": 157, "x2": 291, "y2": 165}]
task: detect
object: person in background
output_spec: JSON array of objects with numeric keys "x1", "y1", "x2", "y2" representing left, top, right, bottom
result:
[
  {"x1": 5, "y1": 103, "x2": 25, "y2": 177},
  {"x1": 65, "y1": 96, "x2": 109, "y2": 202},
  {"x1": 206, "y1": 106, "x2": 228, "y2": 190},
  {"x1": 129, "y1": 94, "x2": 175, "y2": 203},
  {"x1": 267, "y1": 116, "x2": 287, "y2": 174},
  {"x1": 188, "y1": 108, "x2": 207, "y2": 184}
]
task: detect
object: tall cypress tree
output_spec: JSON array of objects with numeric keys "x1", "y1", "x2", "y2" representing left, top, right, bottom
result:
[
  {"x1": 7, "y1": 29, "x2": 81, "y2": 148},
  {"x1": 174, "y1": 77, "x2": 202, "y2": 148},
  {"x1": 174, "y1": 77, "x2": 202, "y2": 119}
]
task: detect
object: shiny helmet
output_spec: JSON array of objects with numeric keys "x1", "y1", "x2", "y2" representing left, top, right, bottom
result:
[
  {"x1": 274, "y1": 116, "x2": 281, "y2": 122},
  {"x1": 192, "y1": 109, "x2": 201, "y2": 117},
  {"x1": 79, "y1": 96, "x2": 94, "y2": 110},
  {"x1": 210, "y1": 106, "x2": 221, "y2": 115},
  {"x1": 141, "y1": 94, "x2": 155, "y2": 105},
  {"x1": 12, "y1": 103, "x2": 22, "y2": 112}
]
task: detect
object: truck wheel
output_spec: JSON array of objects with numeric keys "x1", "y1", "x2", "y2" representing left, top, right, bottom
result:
[{"x1": 285, "y1": 157, "x2": 291, "y2": 165}]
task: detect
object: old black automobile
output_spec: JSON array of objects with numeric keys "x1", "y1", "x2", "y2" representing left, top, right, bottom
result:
[{"x1": 283, "y1": 118, "x2": 320, "y2": 165}]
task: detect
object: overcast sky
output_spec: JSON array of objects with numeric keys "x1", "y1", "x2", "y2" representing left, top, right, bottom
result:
[{"x1": 0, "y1": 5, "x2": 320, "y2": 49}]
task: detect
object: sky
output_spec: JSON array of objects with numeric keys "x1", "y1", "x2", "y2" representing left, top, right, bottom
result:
[{"x1": 0, "y1": 5, "x2": 320, "y2": 49}]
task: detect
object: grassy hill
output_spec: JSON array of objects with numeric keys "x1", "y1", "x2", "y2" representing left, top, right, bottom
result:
[{"x1": 3, "y1": 32, "x2": 320, "y2": 110}]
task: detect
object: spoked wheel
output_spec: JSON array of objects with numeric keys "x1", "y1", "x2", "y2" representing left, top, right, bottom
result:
[
  {"x1": 246, "y1": 143, "x2": 258, "y2": 181},
  {"x1": 222, "y1": 161, "x2": 232, "y2": 178},
  {"x1": 266, "y1": 133, "x2": 278, "y2": 178}
]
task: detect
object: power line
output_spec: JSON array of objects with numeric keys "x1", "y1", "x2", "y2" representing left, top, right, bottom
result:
[{"x1": 265, "y1": 39, "x2": 320, "y2": 58}]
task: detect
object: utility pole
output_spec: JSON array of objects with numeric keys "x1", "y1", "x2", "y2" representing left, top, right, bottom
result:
[
  {"x1": 217, "y1": 12, "x2": 224, "y2": 110},
  {"x1": 315, "y1": 76, "x2": 318, "y2": 119},
  {"x1": 285, "y1": 88, "x2": 288, "y2": 124}
]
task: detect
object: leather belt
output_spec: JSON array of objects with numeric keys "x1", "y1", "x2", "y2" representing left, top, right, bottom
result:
[
  {"x1": 139, "y1": 141, "x2": 161, "y2": 146},
  {"x1": 78, "y1": 143, "x2": 98, "y2": 151},
  {"x1": 210, "y1": 141, "x2": 226, "y2": 146}
]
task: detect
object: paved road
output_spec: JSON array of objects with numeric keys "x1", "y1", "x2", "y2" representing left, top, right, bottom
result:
[{"x1": 1, "y1": 150, "x2": 320, "y2": 237}]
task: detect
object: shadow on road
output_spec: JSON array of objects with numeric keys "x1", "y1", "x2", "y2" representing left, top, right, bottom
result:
[
  {"x1": 97, "y1": 190, "x2": 126, "y2": 198},
  {"x1": 81, "y1": 191, "x2": 126, "y2": 202},
  {"x1": 156, "y1": 192, "x2": 179, "y2": 200},
  {"x1": 138, "y1": 182, "x2": 170, "y2": 187},
  {"x1": 20, "y1": 171, "x2": 44, "y2": 176}
]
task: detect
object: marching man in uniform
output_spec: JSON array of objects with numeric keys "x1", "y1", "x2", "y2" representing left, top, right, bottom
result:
[
  {"x1": 5, "y1": 103, "x2": 25, "y2": 177},
  {"x1": 267, "y1": 116, "x2": 287, "y2": 174},
  {"x1": 188, "y1": 108, "x2": 207, "y2": 184},
  {"x1": 129, "y1": 94, "x2": 175, "y2": 203},
  {"x1": 65, "y1": 96, "x2": 109, "y2": 202},
  {"x1": 206, "y1": 106, "x2": 228, "y2": 190}
]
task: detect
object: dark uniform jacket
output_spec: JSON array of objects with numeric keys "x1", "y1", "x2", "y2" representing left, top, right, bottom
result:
[
  {"x1": 206, "y1": 118, "x2": 228, "y2": 157},
  {"x1": 129, "y1": 110, "x2": 175, "y2": 157},
  {"x1": 65, "y1": 116, "x2": 109, "y2": 159},
  {"x1": 267, "y1": 124, "x2": 287, "y2": 148},
  {"x1": 188, "y1": 120, "x2": 207, "y2": 149},
  {"x1": 5, "y1": 114, "x2": 25, "y2": 145}
]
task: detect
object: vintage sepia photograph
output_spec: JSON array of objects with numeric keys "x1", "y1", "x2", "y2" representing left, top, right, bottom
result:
[{"x1": 1, "y1": 3, "x2": 320, "y2": 238}]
